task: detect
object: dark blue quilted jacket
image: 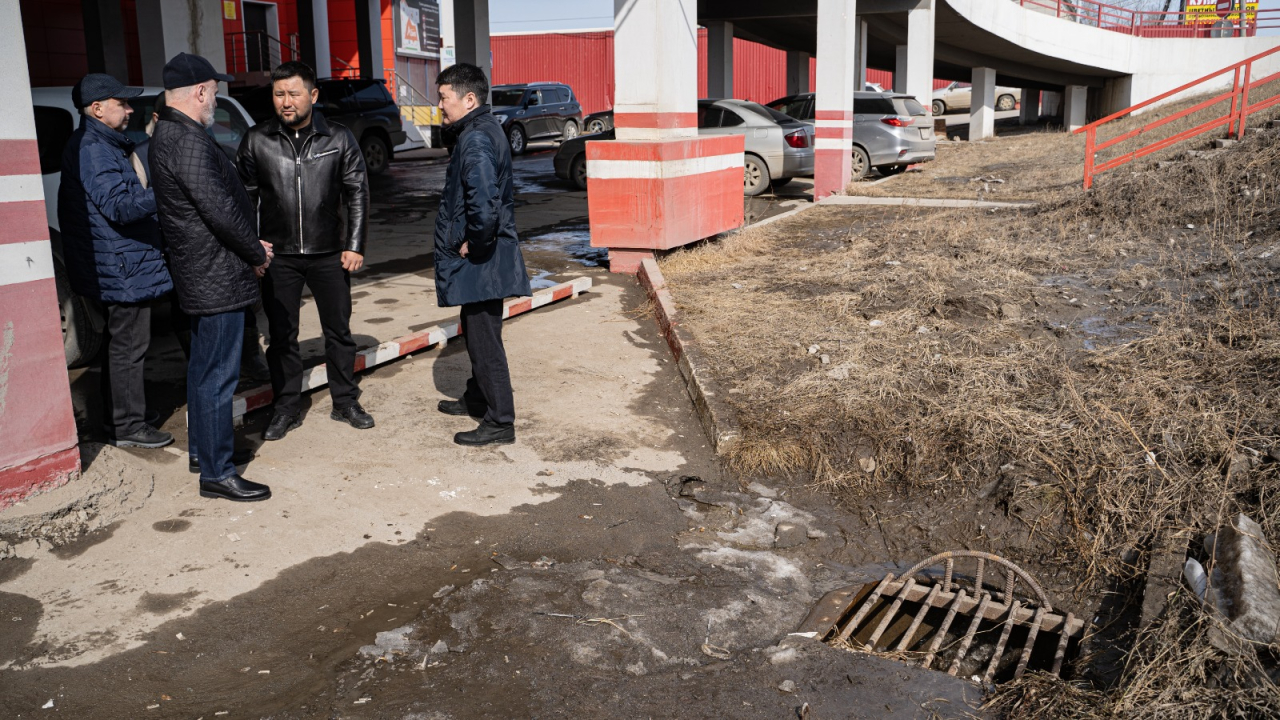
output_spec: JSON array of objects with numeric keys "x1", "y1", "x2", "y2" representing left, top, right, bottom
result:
[
  {"x1": 433, "y1": 105, "x2": 531, "y2": 307},
  {"x1": 57, "y1": 115, "x2": 172, "y2": 304}
]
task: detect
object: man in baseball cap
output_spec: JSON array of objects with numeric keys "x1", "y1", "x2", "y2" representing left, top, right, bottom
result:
[{"x1": 162, "y1": 52, "x2": 234, "y2": 89}]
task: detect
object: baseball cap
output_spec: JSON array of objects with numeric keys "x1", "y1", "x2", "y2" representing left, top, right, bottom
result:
[
  {"x1": 72, "y1": 73, "x2": 143, "y2": 108},
  {"x1": 162, "y1": 52, "x2": 234, "y2": 90}
]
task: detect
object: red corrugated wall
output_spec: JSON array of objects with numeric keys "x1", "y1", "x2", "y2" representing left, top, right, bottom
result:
[{"x1": 492, "y1": 29, "x2": 899, "y2": 116}]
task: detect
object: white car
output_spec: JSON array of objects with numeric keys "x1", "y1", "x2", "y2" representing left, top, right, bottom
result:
[
  {"x1": 931, "y1": 81, "x2": 1020, "y2": 116},
  {"x1": 30, "y1": 86, "x2": 256, "y2": 367}
]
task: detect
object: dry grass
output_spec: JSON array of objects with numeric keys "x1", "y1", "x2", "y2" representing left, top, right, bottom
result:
[{"x1": 661, "y1": 111, "x2": 1280, "y2": 716}]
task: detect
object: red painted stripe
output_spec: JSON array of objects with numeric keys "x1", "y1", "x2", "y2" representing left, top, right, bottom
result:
[
  {"x1": 587, "y1": 167, "x2": 744, "y2": 250},
  {"x1": 815, "y1": 110, "x2": 854, "y2": 121},
  {"x1": 0, "y1": 200, "x2": 50, "y2": 246},
  {"x1": 586, "y1": 134, "x2": 743, "y2": 162},
  {"x1": 814, "y1": 148, "x2": 853, "y2": 200},
  {"x1": 0, "y1": 446, "x2": 80, "y2": 509},
  {"x1": 0, "y1": 140, "x2": 39, "y2": 177},
  {"x1": 507, "y1": 298, "x2": 533, "y2": 315},
  {"x1": 815, "y1": 126, "x2": 853, "y2": 139},
  {"x1": 614, "y1": 112, "x2": 698, "y2": 130}
]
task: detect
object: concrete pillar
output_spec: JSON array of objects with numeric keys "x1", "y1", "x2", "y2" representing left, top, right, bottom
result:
[
  {"x1": 969, "y1": 66, "x2": 996, "y2": 141},
  {"x1": 1019, "y1": 88, "x2": 1040, "y2": 125},
  {"x1": 893, "y1": 45, "x2": 907, "y2": 94},
  {"x1": 856, "y1": 19, "x2": 868, "y2": 90},
  {"x1": 137, "y1": 0, "x2": 228, "y2": 88},
  {"x1": 298, "y1": 0, "x2": 332, "y2": 78},
  {"x1": 903, "y1": 2, "x2": 934, "y2": 110},
  {"x1": 81, "y1": 0, "x2": 130, "y2": 80},
  {"x1": 454, "y1": 0, "x2": 492, "y2": 90},
  {"x1": 1042, "y1": 90, "x2": 1062, "y2": 116},
  {"x1": 1065, "y1": 84, "x2": 1088, "y2": 131},
  {"x1": 814, "y1": 0, "x2": 859, "y2": 199},
  {"x1": 706, "y1": 20, "x2": 733, "y2": 98},
  {"x1": 355, "y1": 0, "x2": 384, "y2": 80},
  {"x1": 586, "y1": 0, "x2": 744, "y2": 273},
  {"x1": 0, "y1": 1, "x2": 81, "y2": 507},
  {"x1": 786, "y1": 51, "x2": 811, "y2": 95}
]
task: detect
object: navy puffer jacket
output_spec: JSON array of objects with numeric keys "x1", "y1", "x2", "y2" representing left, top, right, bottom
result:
[
  {"x1": 433, "y1": 105, "x2": 531, "y2": 307},
  {"x1": 58, "y1": 115, "x2": 172, "y2": 303}
]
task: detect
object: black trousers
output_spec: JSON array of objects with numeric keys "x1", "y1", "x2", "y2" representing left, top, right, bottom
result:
[
  {"x1": 262, "y1": 252, "x2": 359, "y2": 416},
  {"x1": 100, "y1": 302, "x2": 151, "y2": 436},
  {"x1": 461, "y1": 299, "x2": 515, "y2": 426}
]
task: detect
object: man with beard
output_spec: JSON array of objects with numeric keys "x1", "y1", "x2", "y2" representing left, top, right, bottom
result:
[
  {"x1": 236, "y1": 61, "x2": 373, "y2": 441},
  {"x1": 150, "y1": 53, "x2": 274, "y2": 501}
]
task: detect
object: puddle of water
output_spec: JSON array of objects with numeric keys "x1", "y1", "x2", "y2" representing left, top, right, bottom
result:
[
  {"x1": 527, "y1": 269, "x2": 560, "y2": 290},
  {"x1": 1080, "y1": 315, "x2": 1148, "y2": 351},
  {"x1": 522, "y1": 226, "x2": 606, "y2": 267}
]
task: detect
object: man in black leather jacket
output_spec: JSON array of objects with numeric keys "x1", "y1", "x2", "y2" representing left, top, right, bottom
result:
[
  {"x1": 433, "y1": 63, "x2": 531, "y2": 446},
  {"x1": 150, "y1": 53, "x2": 273, "y2": 502},
  {"x1": 236, "y1": 61, "x2": 374, "y2": 441}
]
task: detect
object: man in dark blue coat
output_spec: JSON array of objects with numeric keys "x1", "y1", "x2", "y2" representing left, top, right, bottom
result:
[
  {"x1": 59, "y1": 73, "x2": 174, "y2": 449},
  {"x1": 433, "y1": 63, "x2": 532, "y2": 446}
]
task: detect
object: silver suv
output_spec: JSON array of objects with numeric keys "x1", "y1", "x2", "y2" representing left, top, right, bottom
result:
[{"x1": 766, "y1": 91, "x2": 935, "y2": 179}]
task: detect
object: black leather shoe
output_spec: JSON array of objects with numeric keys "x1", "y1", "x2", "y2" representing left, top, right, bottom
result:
[
  {"x1": 332, "y1": 403, "x2": 375, "y2": 429},
  {"x1": 438, "y1": 398, "x2": 486, "y2": 418},
  {"x1": 263, "y1": 413, "x2": 301, "y2": 441},
  {"x1": 189, "y1": 448, "x2": 256, "y2": 474},
  {"x1": 199, "y1": 475, "x2": 271, "y2": 502},
  {"x1": 454, "y1": 421, "x2": 515, "y2": 446},
  {"x1": 113, "y1": 425, "x2": 175, "y2": 449}
]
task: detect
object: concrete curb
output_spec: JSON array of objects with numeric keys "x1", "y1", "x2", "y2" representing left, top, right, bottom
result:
[
  {"x1": 228, "y1": 277, "x2": 593, "y2": 423},
  {"x1": 742, "y1": 200, "x2": 818, "y2": 231},
  {"x1": 637, "y1": 258, "x2": 741, "y2": 456},
  {"x1": 818, "y1": 195, "x2": 1035, "y2": 209}
]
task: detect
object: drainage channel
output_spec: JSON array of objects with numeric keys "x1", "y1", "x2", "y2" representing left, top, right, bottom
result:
[{"x1": 798, "y1": 551, "x2": 1085, "y2": 685}]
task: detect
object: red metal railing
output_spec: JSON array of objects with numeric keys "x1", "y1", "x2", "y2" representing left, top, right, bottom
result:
[
  {"x1": 1015, "y1": 0, "x2": 1279, "y2": 38},
  {"x1": 224, "y1": 32, "x2": 300, "y2": 75},
  {"x1": 1074, "y1": 43, "x2": 1280, "y2": 190}
]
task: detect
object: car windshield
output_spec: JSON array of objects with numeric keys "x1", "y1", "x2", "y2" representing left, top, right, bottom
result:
[
  {"x1": 491, "y1": 88, "x2": 526, "y2": 107},
  {"x1": 739, "y1": 102, "x2": 794, "y2": 125}
]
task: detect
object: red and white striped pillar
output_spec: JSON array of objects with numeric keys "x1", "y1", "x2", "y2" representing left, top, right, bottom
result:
[
  {"x1": 813, "y1": 0, "x2": 859, "y2": 200},
  {"x1": 0, "y1": 6, "x2": 80, "y2": 508},
  {"x1": 587, "y1": 0, "x2": 744, "y2": 274}
]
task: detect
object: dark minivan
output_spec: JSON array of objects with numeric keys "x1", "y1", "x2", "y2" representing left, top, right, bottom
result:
[{"x1": 489, "y1": 82, "x2": 583, "y2": 155}]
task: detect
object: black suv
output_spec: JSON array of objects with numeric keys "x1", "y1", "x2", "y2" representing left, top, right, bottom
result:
[
  {"x1": 490, "y1": 83, "x2": 583, "y2": 155},
  {"x1": 234, "y1": 78, "x2": 407, "y2": 174}
]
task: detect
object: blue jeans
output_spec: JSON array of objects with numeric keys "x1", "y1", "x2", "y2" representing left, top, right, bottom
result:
[{"x1": 188, "y1": 311, "x2": 244, "y2": 481}]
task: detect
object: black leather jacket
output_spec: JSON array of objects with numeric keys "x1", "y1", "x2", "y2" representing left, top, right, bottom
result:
[
  {"x1": 150, "y1": 106, "x2": 265, "y2": 316},
  {"x1": 236, "y1": 111, "x2": 369, "y2": 255}
]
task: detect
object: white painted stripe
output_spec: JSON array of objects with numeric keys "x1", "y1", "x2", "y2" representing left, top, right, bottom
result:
[
  {"x1": 815, "y1": 138, "x2": 855, "y2": 150},
  {"x1": 301, "y1": 365, "x2": 329, "y2": 392},
  {"x1": 0, "y1": 174, "x2": 45, "y2": 203},
  {"x1": 587, "y1": 153, "x2": 744, "y2": 180},
  {"x1": 367, "y1": 342, "x2": 402, "y2": 366},
  {"x1": 231, "y1": 396, "x2": 247, "y2": 418},
  {"x1": 0, "y1": 240, "x2": 55, "y2": 287},
  {"x1": 815, "y1": 119, "x2": 854, "y2": 128}
]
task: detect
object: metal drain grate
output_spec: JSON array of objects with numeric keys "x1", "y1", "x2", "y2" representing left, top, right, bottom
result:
[{"x1": 798, "y1": 551, "x2": 1085, "y2": 684}]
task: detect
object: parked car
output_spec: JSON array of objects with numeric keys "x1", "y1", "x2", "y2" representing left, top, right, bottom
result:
[
  {"x1": 31, "y1": 86, "x2": 258, "y2": 367},
  {"x1": 489, "y1": 82, "x2": 583, "y2": 155},
  {"x1": 765, "y1": 91, "x2": 935, "y2": 179},
  {"x1": 554, "y1": 98, "x2": 814, "y2": 197},
  {"x1": 235, "y1": 78, "x2": 407, "y2": 174},
  {"x1": 930, "y1": 81, "x2": 1019, "y2": 116}
]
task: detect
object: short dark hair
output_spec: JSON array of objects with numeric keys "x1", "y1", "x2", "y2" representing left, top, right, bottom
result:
[
  {"x1": 436, "y1": 63, "x2": 488, "y2": 103},
  {"x1": 272, "y1": 61, "x2": 316, "y2": 90}
]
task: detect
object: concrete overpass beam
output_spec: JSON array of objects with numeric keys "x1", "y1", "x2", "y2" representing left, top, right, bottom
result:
[
  {"x1": 707, "y1": 21, "x2": 734, "y2": 98},
  {"x1": 586, "y1": 0, "x2": 744, "y2": 273},
  {"x1": 814, "y1": 0, "x2": 858, "y2": 199},
  {"x1": 136, "y1": 0, "x2": 227, "y2": 88},
  {"x1": 1065, "y1": 84, "x2": 1088, "y2": 131},
  {"x1": 969, "y1": 66, "x2": 996, "y2": 141},
  {"x1": 1019, "y1": 88, "x2": 1039, "y2": 125},
  {"x1": 454, "y1": 0, "x2": 492, "y2": 92},
  {"x1": 786, "y1": 51, "x2": 811, "y2": 95}
]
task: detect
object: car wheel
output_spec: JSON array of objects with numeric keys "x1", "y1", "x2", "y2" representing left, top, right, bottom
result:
[
  {"x1": 877, "y1": 164, "x2": 908, "y2": 177},
  {"x1": 508, "y1": 124, "x2": 526, "y2": 155},
  {"x1": 361, "y1": 134, "x2": 390, "y2": 174},
  {"x1": 55, "y1": 255, "x2": 102, "y2": 368},
  {"x1": 932, "y1": 100, "x2": 946, "y2": 116},
  {"x1": 586, "y1": 118, "x2": 605, "y2": 134},
  {"x1": 561, "y1": 120, "x2": 579, "y2": 141},
  {"x1": 743, "y1": 154, "x2": 771, "y2": 197},
  {"x1": 850, "y1": 146, "x2": 870, "y2": 180},
  {"x1": 570, "y1": 154, "x2": 588, "y2": 191},
  {"x1": 997, "y1": 94, "x2": 1017, "y2": 111}
]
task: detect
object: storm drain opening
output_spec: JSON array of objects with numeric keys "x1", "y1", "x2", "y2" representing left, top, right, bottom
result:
[{"x1": 798, "y1": 551, "x2": 1085, "y2": 685}]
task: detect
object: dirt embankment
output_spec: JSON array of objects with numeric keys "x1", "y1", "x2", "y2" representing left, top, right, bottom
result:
[{"x1": 662, "y1": 114, "x2": 1280, "y2": 716}]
